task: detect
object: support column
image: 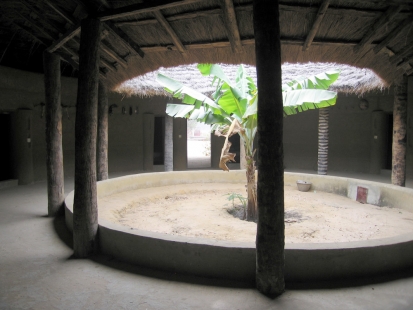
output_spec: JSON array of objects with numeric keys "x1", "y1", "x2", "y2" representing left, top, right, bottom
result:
[
  {"x1": 164, "y1": 115, "x2": 173, "y2": 171},
  {"x1": 392, "y1": 75, "x2": 408, "y2": 187},
  {"x1": 97, "y1": 81, "x2": 109, "y2": 181},
  {"x1": 253, "y1": 0, "x2": 285, "y2": 298},
  {"x1": 43, "y1": 51, "x2": 64, "y2": 216},
  {"x1": 73, "y1": 17, "x2": 101, "y2": 258},
  {"x1": 317, "y1": 108, "x2": 329, "y2": 175}
]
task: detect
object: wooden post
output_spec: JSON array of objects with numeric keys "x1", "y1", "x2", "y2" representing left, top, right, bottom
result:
[
  {"x1": 164, "y1": 115, "x2": 173, "y2": 171},
  {"x1": 73, "y1": 17, "x2": 101, "y2": 258},
  {"x1": 253, "y1": 0, "x2": 285, "y2": 298},
  {"x1": 317, "y1": 108, "x2": 329, "y2": 175},
  {"x1": 43, "y1": 51, "x2": 65, "y2": 216},
  {"x1": 392, "y1": 75, "x2": 408, "y2": 187},
  {"x1": 97, "y1": 81, "x2": 109, "y2": 181}
]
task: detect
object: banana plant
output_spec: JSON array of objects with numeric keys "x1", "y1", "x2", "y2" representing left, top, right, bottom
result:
[{"x1": 157, "y1": 64, "x2": 339, "y2": 221}]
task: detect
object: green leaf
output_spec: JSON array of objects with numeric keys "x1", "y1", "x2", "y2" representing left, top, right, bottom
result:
[
  {"x1": 283, "y1": 70, "x2": 340, "y2": 91},
  {"x1": 282, "y1": 89, "x2": 337, "y2": 115},
  {"x1": 197, "y1": 64, "x2": 232, "y2": 85},
  {"x1": 157, "y1": 73, "x2": 220, "y2": 110},
  {"x1": 166, "y1": 104, "x2": 194, "y2": 118}
]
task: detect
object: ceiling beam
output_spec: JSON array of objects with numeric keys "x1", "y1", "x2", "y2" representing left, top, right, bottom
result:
[
  {"x1": 103, "y1": 22, "x2": 145, "y2": 58},
  {"x1": 43, "y1": 0, "x2": 77, "y2": 25},
  {"x1": 302, "y1": 0, "x2": 330, "y2": 51},
  {"x1": 139, "y1": 37, "x2": 378, "y2": 53},
  {"x1": 373, "y1": 14, "x2": 413, "y2": 54},
  {"x1": 98, "y1": 0, "x2": 203, "y2": 21},
  {"x1": 389, "y1": 43, "x2": 413, "y2": 64},
  {"x1": 47, "y1": 23, "x2": 81, "y2": 53},
  {"x1": 153, "y1": 10, "x2": 186, "y2": 54},
  {"x1": 100, "y1": 56, "x2": 117, "y2": 72},
  {"x1": 114, "y1": 3, "x2": 398, "y2": 28},
  {"x1": 15, "y1": 11, "x2": 55, "y2": 41},
  {"x1": 220, "y1": 0, "x2": 242, "y2": 53},
  {"x1": 353, "y1": 5, "x2": 403, "y2": 53},
  {"x1": 39, "y1": 1, "x2": 135, "y2": 63}
]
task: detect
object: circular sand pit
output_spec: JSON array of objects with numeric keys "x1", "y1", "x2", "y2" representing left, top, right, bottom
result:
[
  {"x1": 99, "y1": 183, "x2": 413, "y2": 244},
  {"x1": 65, "y1": 171, "x2": 413, "y2": 283}
]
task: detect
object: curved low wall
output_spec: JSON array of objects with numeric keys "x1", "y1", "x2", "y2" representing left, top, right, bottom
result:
[{"x1": 65, "y1": 171, "x2": 413, "y2": 283}]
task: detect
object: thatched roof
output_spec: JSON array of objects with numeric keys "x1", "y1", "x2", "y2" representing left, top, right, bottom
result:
[
  {"x1": 116, "y1": 62, "x2": 387, "y2": 97},
  {"x1": 0, "y1": 0, "x2": 411, "y2": 88}
]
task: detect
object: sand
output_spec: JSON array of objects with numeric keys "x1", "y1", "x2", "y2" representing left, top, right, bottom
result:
[{"x1": 98, "y1": 183, "x2": 413, "y2": 243}]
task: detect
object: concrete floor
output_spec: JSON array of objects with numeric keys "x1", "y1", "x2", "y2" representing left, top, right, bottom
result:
[{"x1": 1, "y1": 172, "x2": 413, "y2": 310}]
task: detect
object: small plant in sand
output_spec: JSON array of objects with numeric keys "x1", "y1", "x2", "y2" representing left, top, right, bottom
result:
[{"x1": 225, "y1": 192, "x2": 247, "y2": 220}]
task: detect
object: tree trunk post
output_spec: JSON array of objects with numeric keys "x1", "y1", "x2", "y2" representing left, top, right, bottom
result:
[
  {"x1": 73, "y1": 17, "x2": 101, "y2": 258},
  {"x1": 392, "y1": 75, "x2": 408, "y2": 187},
  {"x1": 253, "y1": 0, "x2": 285, "y2": 298},
  {"x1": 317, "y1": 107, "x2": 329, "y2": 175},
  {"x1": 97, "y1": 81, "x2": 109, "y2": 181},
  {"x1": 43, "y1": 51, "x2": 65, "y2": 217},
  {"x1": 164, "y1": 115, "x2": 174, "y2": 171}
]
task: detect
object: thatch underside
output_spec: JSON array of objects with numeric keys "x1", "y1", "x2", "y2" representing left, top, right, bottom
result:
[
  {"x1": 116, "y1": 62, "x2": 386, "y2": 97},
  {"x1": 0, "y1": 0, "x2": 411, "y2": 88}
]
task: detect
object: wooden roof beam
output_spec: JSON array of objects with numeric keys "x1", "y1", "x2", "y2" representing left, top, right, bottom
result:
[
  {"x1": 354, "y1": 5, "x2": 403, "y2": 53},
  {"x1": 15, "y1": 11, "x2": 55, "y2": 41},
  {"x1": 153, "y1": 10, "x2": 186, "y2": 54},
  {"x1": 389, "y1": 43, "x2": 413, "y2": 65},
  {"x1": 47, "y1": 23, "x2": 81, "y2": 53},
  {"x1": 302, "y1": 0, "x2": 330, "y2": 51},
  {"x1": 43, "y1": 0, "x2": 77, "y2": 25},
  {"x1": 103, "y1": 22, "x2": 145, "y2": 58},
  {"x1": 373, "y1": 14, "x2": 413, "y2": 54},
  {"x1": 220, "y1": 0, "x2": 242, "y2": 53},
  {"x1": 40, "y1": 1, "x2": 130, "y2": 66},
  {"x1": 98, "y1": 0, "x2": 203, "y2": 21}
]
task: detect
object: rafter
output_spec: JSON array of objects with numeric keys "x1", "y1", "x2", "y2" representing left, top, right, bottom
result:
[
  {"x1": 113, "y1": 3, "x2": 396, "y2": 28},
  {"x1": 47, "y1": 23, "x2": 81, "y2": 53},
  {"x1": 15, "y1": 11, "x2": 54, "y2": 41},
  {"x1": 103, "y1": 22, "x2": 145, "y2": 58},
  {"x1": 98, "y1": 0, "x2": 203, "y2": 21},
  {"x1": 389, "y1": 43, "x2": 413, "y2": 65},
  {"x1": 153, "y1": 10, "x2": 186, "y2": 54},
  {"x1": 353, "y1": 5, "x2": 403, "y2": 53},
  {"x1": 302, "y1": 0, "x2": 330, "y2": 51},
  {"x1": 373, "y1": 14, "x2": 413, "y2": 54},
  {"x1": 220, "y1": 0, "x2": 242, "y2": 53},
  {"x1": 43, "y1": 0, "x2": 77, "y2": 25}
]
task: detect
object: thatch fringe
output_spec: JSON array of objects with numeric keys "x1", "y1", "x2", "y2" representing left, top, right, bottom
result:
[{"x1": 115, "y1": 62, "x2": 387, "y2": 98}]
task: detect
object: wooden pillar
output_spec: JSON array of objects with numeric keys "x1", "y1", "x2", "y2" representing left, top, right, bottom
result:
[
  {"x1": 73, "y1": 17, "x2": 101, "y2": 258},
  {"x1": 253, "y1": 0, "x2": 285, "y2": 298},
  {"x1": 43, "y1": 51, "x2": 65, "y2": 216},
  {"x1": 317, "y1": 108, "x2": 329, "y2": 175},
  {"x1": 392, "y1": 75, "x2": 408, "y2": 186},
  {"x1": 97, "y1": 81, "x2": 109, "y2": 181},
  {"x1": 164, "y1": 115, "x2": 173, "y2": 171}
]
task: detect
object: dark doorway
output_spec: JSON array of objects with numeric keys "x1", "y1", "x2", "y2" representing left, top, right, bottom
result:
[
  {"x1": 153, "y1": 116, "x2": 165, "y2": 165},
  {"x1": 228, "y1": 134, "x2": 240, "y2": 163},
  {"x1": 0, "y1": 114, "x2": 13, "y2": 181},
  {"x1": 384, "y1": 113, "x2": 393, "y2": 170}
]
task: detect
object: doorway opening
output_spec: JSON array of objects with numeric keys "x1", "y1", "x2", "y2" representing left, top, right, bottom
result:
[
  {"x1": 187, "y1": 120, "x2": 211, "y2": 169},
  {"x1": 0, "y1": 114, "x2": 13, "y2": 181}
]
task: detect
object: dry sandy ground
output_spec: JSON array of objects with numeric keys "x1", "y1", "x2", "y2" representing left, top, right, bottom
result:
[{"x1": 99, "y1": 183, "x2": 413, "y2": 243}]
